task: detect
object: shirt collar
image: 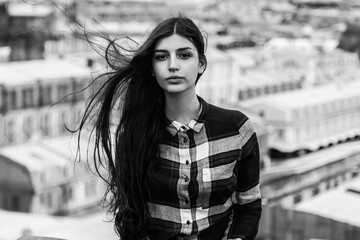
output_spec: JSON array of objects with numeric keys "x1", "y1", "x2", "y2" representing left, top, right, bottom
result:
[{"x1": 166, "y1": 96, "x2": 207, "y2": 136}]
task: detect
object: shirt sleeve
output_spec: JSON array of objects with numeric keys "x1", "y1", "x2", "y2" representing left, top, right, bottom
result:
[{"x1": 224, "y1": 119, "x2": 262, "y2": 240}]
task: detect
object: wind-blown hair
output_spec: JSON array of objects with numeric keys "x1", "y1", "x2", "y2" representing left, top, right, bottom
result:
[{"x1": 77, "y1": 16, "x2": 207, "y2": 239}]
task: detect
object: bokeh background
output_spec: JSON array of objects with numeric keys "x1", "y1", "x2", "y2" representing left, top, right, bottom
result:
[{"x1": 0, "y1": 0, "x2": 360, "y2": 239}]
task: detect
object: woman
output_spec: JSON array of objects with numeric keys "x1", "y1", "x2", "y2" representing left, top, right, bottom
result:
[{"x1": 77, "y1": 16, "x2": 261, "y2": 240}]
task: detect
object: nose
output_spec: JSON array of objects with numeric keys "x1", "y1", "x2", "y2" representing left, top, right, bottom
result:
[{"x1": 168, "y1": 55, "x2": 179, "y2": 72}]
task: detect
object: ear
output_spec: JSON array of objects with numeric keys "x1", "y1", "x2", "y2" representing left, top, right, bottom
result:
[{"x1": 198, "y1": 60, "x2": 206, "y2": 74}]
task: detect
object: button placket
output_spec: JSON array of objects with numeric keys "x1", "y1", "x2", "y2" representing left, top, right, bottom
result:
[
  {"x1": 178, "y1": 128, "x2": 191, "y2": 210},
  {"x1": 184, "y1": 175, "x2": 189, "y2": 182}
]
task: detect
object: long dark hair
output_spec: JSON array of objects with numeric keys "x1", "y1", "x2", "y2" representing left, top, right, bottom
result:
[{"x1": 77, "y1": 15, "x2": 207, "y2": 239}]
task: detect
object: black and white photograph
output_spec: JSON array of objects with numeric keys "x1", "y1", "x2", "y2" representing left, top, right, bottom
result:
[{"x1": 0, "y1": 0, "x2": 360, "y2": 240}]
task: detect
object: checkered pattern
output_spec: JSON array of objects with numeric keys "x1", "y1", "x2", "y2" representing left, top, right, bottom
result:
[{"x1": 147, "y1": 97, "x2": 261, "y2": 240}]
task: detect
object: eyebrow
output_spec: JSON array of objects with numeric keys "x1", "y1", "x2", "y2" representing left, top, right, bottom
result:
[{"x1": 153, "y1": 47, "x2": 193, "y2": 53}]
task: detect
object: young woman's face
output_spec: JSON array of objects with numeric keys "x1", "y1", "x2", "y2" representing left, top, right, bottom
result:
[{"x1": 152, "y1": 34, "x2": 204, "y2": 96}]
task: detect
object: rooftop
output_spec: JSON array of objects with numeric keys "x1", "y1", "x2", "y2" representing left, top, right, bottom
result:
[
  {"x1": 0, "y1": 135, "x2": 92, "y2": 173},
  {"x1": 237, "y1": 69, "x2": 293, "y2": 89},
  {"x1": 8, "y1": 2, "x2": 53, "y2": 18},
  {"x1": 241, "y1": 77, "x2": 360, "y2": 110},
  {"x1": 295, "y1": 174, "x2": 360, "y2": 227},
  {"x1": 262, "y1": 141, "x2": 360, "y2": 183},
  {"x1": 0, "y1": 59, "x2": 91, "y2": 86},
  {"x1": 0, "y1": 208, "x2": 117, "y2": 240},
  {"x1": 0, "y1": 143, "x2": 70, "y2": 173}
]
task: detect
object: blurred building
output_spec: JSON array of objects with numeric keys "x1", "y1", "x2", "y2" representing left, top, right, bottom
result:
[
  {"x1": 295, "y1": 174, "x2": 360, "y2": 228},
  {"x1": 196, "y1": 47, "x2": 235, "y2": 106},
  {"x1": 0, "y1": 46, "x2": 11, "y2": 62},
  {"x1": 290, "y1": 0, "x2": 342, "y2": 8},
  {"x1": 235, "y1": 69, "x2": 304, "y2": 102},
  {"x1": 0, "y1": 136, "x2": 104, "y2": 215},
  {"x1": 197, "y1": 46, "x2": 305, "y2": 106},
  {"x1": 75, "y1": 0, "x2": 167, "y2": 22},
  {"x1": 0, "y1": 208, "x2": 117, "y2": 240},
  {"x1": 241, "y1": 78, "x2": 360, "y2": 157},
  {"x1": 0, "y1": 59, "x2": 92, "y2": 146},
  {"x1": 261, "y1": 141, "x2": 360, "y2": 207},
  {"x1": 0, "y1": 1, "x2": 56, "y2": 61},
  {"x1": 259, "y1": 37, "x2": 359, "y2": 86},
  {"x1": 44, "y1": 38, "x2": 94, "y2": 60}
]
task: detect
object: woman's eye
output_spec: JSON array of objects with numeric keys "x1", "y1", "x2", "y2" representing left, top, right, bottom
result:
[
  {"x1": 178, "y1": 53, "x2": 191, "y2": 59},
  {"x1": 154, "y1": 54, "x2": 168, "y2": 61}
]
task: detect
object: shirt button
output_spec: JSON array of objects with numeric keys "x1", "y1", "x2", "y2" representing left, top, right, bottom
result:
[
  {"x1": 183, "y1": 137, "x2": 188, "y2": 143},
  {"x1": 185, "y1": 160, "x2": 189, "y2": 165},
  {"x1": 186, "y1": 220, "x2": 191, "y2": 225},
  {"x1": 180, "y1": 126, "x2": 186, "y2": 131}
]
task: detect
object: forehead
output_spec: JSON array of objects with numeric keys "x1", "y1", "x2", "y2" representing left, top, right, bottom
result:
[{"x1": 154, "y1": 34, "x2": 196, "y2": 51}]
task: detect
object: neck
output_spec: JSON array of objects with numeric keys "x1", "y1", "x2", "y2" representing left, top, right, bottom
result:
[{"x1": 165, "y1": 92, "x2": 200, "y2": 125}]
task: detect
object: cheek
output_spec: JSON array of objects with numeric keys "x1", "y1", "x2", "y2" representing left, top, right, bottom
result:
[
  {"x1": 152, "y1": 62, "x2": 164, "y2": 77},
  {"x1": 153, "y1": 70, "x2": 165, "y2": 88}
]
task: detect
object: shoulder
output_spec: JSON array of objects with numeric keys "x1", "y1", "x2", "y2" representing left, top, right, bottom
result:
[
  {"x1": 206, "y1": 103, "x2": 249, "y2": 128},
  {"x1": 198, "y1": 97, "x2": 255, "y2": 133}
]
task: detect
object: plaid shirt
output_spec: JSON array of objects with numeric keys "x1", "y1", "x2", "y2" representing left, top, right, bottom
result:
[{"x1": 147, "y1": 97, "x2": 261, "y2": 240}]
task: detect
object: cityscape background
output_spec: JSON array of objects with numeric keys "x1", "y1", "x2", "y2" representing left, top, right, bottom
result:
[{"x1": 0, "y1": 0, "x2": 360, "y2": 239}]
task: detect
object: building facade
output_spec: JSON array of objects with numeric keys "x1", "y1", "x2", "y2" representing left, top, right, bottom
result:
[
  {"x1": 0, "y1": 59, "x2": 93, "y2": 147},
  {"x1": 259, "y1": 37, "x2": 360, "y2": 87},
  {"x1": 261, "y1": 141, "x2": 360, "y2": 208},
  {"x1": 0, "y1": 136, "x2": 105, "y2": 215},
  {"x1": 241, "y1": 79, "x2": 360, "y2": 156}
]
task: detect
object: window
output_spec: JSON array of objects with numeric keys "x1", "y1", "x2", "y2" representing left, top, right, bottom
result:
[
  {"x1": 11, "y1": 195, "x2": 20, "y2": 211},
  {"x1": 42, "y1": 85, "x2": 52, "y2": 105},
  {"x1": 40, "y1": 114, "x2": 50, "y2": 136},
  {"x1": 22, "y1": 88, "x2": 34, "y2": 108},
  {"x1": 60, "y1": 112, "x2": 68, "y2": 134},
  {"x1": 74, "y1": 81, "x2": 85, "y2": 101},
  {"x1": 47, "y1": 192, "x2": 52, "y2": 208},
  {"x1": 293, "y1": 194, "x2": 302, "y2": 204},
  {"x1": 246, "y1": 89, "x2": 253, "y2": 99},
  {"x1": 23, "y1": 116, "x2": 33, "y2": 139},
  {"x1": 57, "y1": 84, "x2": 69, "y2": 102},
  {"x1": 277, "y1": 129, "x2": 285, "y2": 140},
  {"x1": 8, "y1": 90, "x2": 17, "y2": 110},
  {"x1": 5, "y1": 120, "x2": 14, "y2": 143},
  {"x1": 352, "y1": 170, "x2": 359, "y2": 178},
  {"x1": 312, "y1": 187, "x2": 319, "y2": 196},
  {"x1": 62, "y1": 185, "x2": 73, "y2": 202},
  {"x1": 238, "y1": 90, "x2": 244, "y2": 100}
]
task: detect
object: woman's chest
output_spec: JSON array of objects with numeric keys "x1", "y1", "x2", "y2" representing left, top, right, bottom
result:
[{"x1": 148, "y1": 135, "x2": 242, "y2": 207}]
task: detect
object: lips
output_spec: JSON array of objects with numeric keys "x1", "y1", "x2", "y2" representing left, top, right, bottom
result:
[{"x1": 166, "y1": 76, "x2": 184, "y2": 80}]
